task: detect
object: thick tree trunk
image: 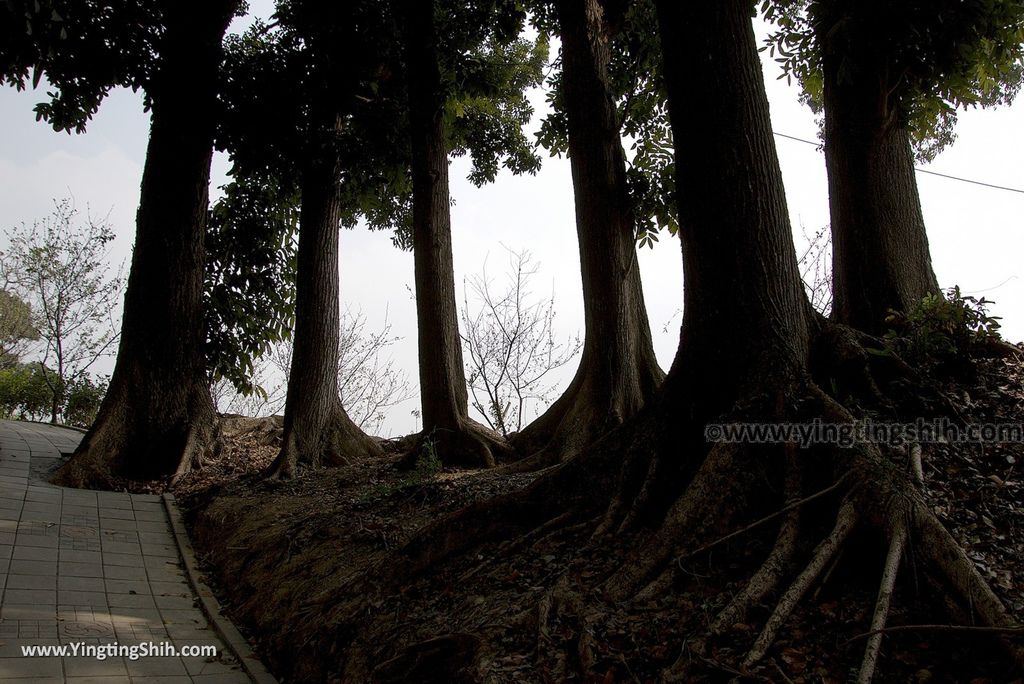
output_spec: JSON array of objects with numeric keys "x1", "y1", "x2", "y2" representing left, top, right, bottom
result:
[
  {"x1": 658, "y1": 0, "x2": 812, "y2": 417},
  {"x1": 400, "y1": 0, "x2": 508, "y2": 468},
  {"x1": 53, "y1": 1, "x2": 237, "y2": 488},
  {"x1": 818, "y1": 11, "x2": 940, "y2": 334},
  {"x1": 511, "y1": 0, "x2": 663, "y2": 463},
  {"x1": 268, "y1": 114, "x2": 382, "y2": 479}
]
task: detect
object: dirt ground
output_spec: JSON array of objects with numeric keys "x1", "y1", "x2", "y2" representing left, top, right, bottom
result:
[{"x1": 172, "y1": 355, "x2": 1024, "y2": 683}]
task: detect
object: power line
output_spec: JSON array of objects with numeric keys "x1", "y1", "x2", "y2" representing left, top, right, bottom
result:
[{"x1": 772, "y1": 131, "x2": 1024, "y2": 195}]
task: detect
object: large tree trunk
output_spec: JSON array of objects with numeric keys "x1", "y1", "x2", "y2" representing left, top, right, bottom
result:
[
  {"x1": 53, "y1": 0, "x2": 237, "y2": 488},
  {"x1": 510, "y1": 0, "x2": 663, "y2": 464},
  {"x1": 817, "y1": 6, "x2": 941, "y2": 334},
  {"x1": 400, "y1": 0, "x2": 509, "y2": 468},
  {"x1": 267, "y1": 114, "x2": 382, "y2": 479},
  {"x1": 659, "y1": 0, "x2": 812, "y2": 417}
]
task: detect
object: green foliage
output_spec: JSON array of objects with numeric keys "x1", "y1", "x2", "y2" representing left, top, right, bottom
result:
[
  {"x1": 534, "y1": 0, "x2": 677, "y2": 247},
  {"x1": 0, "y1": 363, "x2": 58, "y2": 421},
  {"x1": 415, "y1": 433, "x2": 443, "y2": 479},
  {"x1": 0, "y1": 0, "x2": 161, "y2": 132},
  {"x1": 446, "y1": 33, "x2": 548, "y2": 186},
  {"x1": 884, "y1": 286, "x2": 1002, "y2": 366},
  {"x1": 0, "y1": 362, "x2": 106, "y2": 426},
  {"x1": 0, "y1": 289, "x2": 39, "y2": 367},
  {"x1": 204, "y1": 174, "x2": 299, "y2": 397},
  {"x1": 762, "y1": 0, "x2": 1024, "y2": 160},
  {"x1": 64, "y1": 374, "x2": 108, "y2": 427}
]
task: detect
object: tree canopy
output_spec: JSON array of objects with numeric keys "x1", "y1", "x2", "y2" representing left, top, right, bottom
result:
[{"x1": 764, "y1": 0, "x2": 1024, "y2": 160}]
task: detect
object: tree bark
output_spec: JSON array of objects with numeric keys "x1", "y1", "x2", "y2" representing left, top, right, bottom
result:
[
  {"x1": 267, "y1": 113, "x2": 383, "y2": 479},
  {"x1": 657, "y1": 0, "x2": 812, "y2": 417},
  {"x1": 53, "y1": 0, "x2": 238, "y2": 488},
  {"x1": 400, "y1": 0, "x2": 508, "y2": 468},
  {"x1": 817, "y1": 5, "x2": 941, "y2": 334},
  {"x1": 511, "y1": 0, "x2": 663, "y2": 462}
]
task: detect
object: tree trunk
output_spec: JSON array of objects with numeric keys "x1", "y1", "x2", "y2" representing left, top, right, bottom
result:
[
  {"x1": 52, "y1": 1, "x2": 237, "y2": 488},
  {"x1": 818, "y1": 9, "x2": 940, "y2": 334},
  {"x1": 658, "y1": 0, "x2": 812, "y2": 417},
  {"x1": 400, "y1": 0, "x2": 508, "y2": 468},
  {"x1": 267, "y1": 113, "x2": 382, "y2": 479},
  {"x1": 510, "y1": 0, "x2": 663, "y2": 463}
]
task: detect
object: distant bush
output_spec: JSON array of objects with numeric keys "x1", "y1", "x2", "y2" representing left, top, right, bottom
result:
[
  {"x1": 0, "y1": 363, "x2": 107, "y2": 426},
  {"x1": 0, "y1": 363, "x2": 56, "y2": 421}
]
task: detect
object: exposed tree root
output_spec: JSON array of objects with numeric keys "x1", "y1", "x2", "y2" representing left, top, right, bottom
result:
[
  {"x1": 506, "y1": 348, "x2": 663, "y2": 473},
  {"x1": 266, "y1": 404, "x2": 382, "y2": 479},
  {"x1": 401, "y1": 417, "x2": 513, "y2": 470},
  {"x1": 710, "y1": 447, "x2": 803, "y2": 635},
  {"x1": 53, "y1": 378, "x2": 219, "y2": 488},
  {"x1": 305, "y1": 331, "x2": 1021, "y2": 680},
  {"x1": 859, "y1": 521, "x2": 908, "y2": 684},
  {"x1": 745, "y1": 500, "x2": 859, "y2": 667}
]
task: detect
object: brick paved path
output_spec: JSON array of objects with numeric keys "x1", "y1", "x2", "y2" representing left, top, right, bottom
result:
[{"x1": 0, "y1": 420, "x2": 250, "y2": 683}]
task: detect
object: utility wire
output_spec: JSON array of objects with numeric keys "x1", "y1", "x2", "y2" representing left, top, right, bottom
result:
[{"x1": 772, "y1": 131, "x2": 1024, "y2": 195}]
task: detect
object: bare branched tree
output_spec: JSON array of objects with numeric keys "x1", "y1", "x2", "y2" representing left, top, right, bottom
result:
[
  {"x1": 461, "y1": 247, "x2": 581, "y2": 436},
  {"x1": 2, "y1": 199, "x2": 124, "y2": 423},
  {"x1": 797, "y1": 223, "x2": 833, "y2": 315}
]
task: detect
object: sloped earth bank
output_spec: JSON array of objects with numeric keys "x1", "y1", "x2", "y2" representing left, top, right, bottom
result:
[{"x1": 180, "y1": 356, "x2": 1024, "y2": 683}]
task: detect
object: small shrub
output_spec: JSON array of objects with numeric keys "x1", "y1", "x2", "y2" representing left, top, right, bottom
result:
[{"x1": 884, "y1": 286, "x2": 1002, "y2": 368}]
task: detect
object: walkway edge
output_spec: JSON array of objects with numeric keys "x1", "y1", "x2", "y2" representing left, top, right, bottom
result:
[{"x1": 162, "y1": 493, "x2": 278, "y2": 684}]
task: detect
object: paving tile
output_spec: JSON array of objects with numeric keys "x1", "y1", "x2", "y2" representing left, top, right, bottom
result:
[
  {"x1": 125, "y1": 655, "x2": 190, "y2": 677},
  {"x1": 107, "y1": 606, "x2": 162, "y2": 623},
  {"x1": 0, "y1": 604, "x2": 56, "y2": 620},
  {"x1": 103, "y1": 551, "x2": 143, "y2": 566},
  {"x1": 99, "y1": 508, "x2": 135, "y2": 521},
  {"x1": 155, "y1": 594, "x2": 197, "y2": 611},
  {"x1": 0, "y1": 422, "x2": 263, "y2": 684},
  {"x1": 16, "y1": 534, "x2": 60, "y2": 549},
  {"x1": 100, "y1": 517, "x2": 139, "y2": 532},
  {"x1": 0, "y1": 655, "x2": 64, "y2": 678},
  {"x1": 9, "y1": 558, "x2": 57, "y2": 575},
  {"x1": 57, "y1": 590, "x2": 107, "y2": 606},
  {"x1": 6, "y1": 573, "x2": 57, "y2": 590},
  {"x1": 96, "y1": 496, "x2": 133, "y2": 510},
  {"x1": 107, "y1": 593, "x2": 157, "y2": 609},
  {"x1": 63, "y1": 504, "x2": 99, "y2": 516},
  {"x1": 63, "y1": 654, "x2": 130, "y2": 678},
  {"x1": 136, "y1": 520, "x2": 171, "y2": 534},
  {"x1": 59, "y1": 561, "x2": 103, "y2": 578},
  {"x1": 149, "y1": 580, "x2": 190, "y2": 596},
  {"x1": 4, "y1": 588, "x2": 58, "y2": 604},
  {"x1": 183, "y1": 657, "x2": 240, "y2": 677},
  {"x1": 138, "y1": 531, "x2": 174, "y2": 545},
  {"x1": 12, "y1": 544, "x2": 59, "y2": 561},
  {"x1": 59, "y1": 576, "x2": 106, "y2": 592},
  {"x1": 103, "y1": 564, "x2": 147, "y2": 580},
  {"x1": 141, "y1": 543, "x2": 178, "y2": 559},
  {"x1": 158, "y1": 609, "x2": 208, "y2": 627},
  {"x1": 60, "y1": 549, "x2": 102, "y2": 564},
  {"x1": 101, "y1": 540, "x2": 142, "y2": 555},
  {"x1": 105, "y1": 578, "x2": 150, "y2": 594},
  {"x1": 0, "y1": 637, "x2": 60, "y2": 657}
]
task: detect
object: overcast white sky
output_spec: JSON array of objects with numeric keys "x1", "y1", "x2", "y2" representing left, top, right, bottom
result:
[{"x1": 1, "y1": 9, "x2": 1021, "y2": 436}]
